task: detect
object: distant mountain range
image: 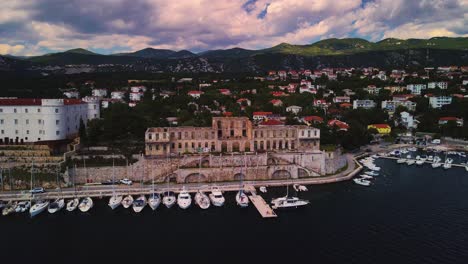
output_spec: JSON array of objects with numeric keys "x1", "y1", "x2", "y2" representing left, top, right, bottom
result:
[{"x1": 1, "y1": 37, "x2": 467, "y2": 73}]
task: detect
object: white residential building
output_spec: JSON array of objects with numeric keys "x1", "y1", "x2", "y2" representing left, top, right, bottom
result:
[
  {"x1": 91, "y1": 88, "x2": 108, "y2": 98},
  {"x1": 333, "y1": 96, "x2": 350, "y2": 103},
  {"x1": 130, "y1": 86, "x2": 147, "y2": 93},
  {"x1": 381, "y1": 100, "x2": 417, "y2": 112},
  {"x1": 353, "y1": 100, "x2": 376, "y2": 109},
  {"x1": 400, "y1": 111, "x2": 417, "y2": 129},
  {"x1": 406, "y1": 84, "x2": 426, "y2": 95},
  {"x1": 111, "y1": 91, "x2": 126, "y2": 100},
  {"x1": 0, "y1": 98, "x2": 99, "y2": 144},
  {"x1": 129, "y1": 92, "x2": 144, "y2": 102},
  {"x1": 429, "y1": 96, "x2": 452, "y2": 108},
  {"x1": 428, "y1": 82, "x2": 448, "y2": 89},
  {"x1": 63, "y1": 91, "x2": 79, "y2": 99}
]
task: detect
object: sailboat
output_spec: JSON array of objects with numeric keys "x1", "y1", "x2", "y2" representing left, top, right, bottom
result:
[
  {"x1": 49, "y1": 165, "x2": 65, "y2": 214},
  {"x1": 132, "y1": 195, "x2": 147, "y2": 213},
  {"x1": 122, "y1": 195, "x2": 134, "y2": 209},
  {"x1": 177, "y1": 187, "x2": 192, "y2": 209},
  {"x1": 148, "y1": 178, "x2": 161, "y2": 211},
  {"x1": 66, "y1": 198, "x2": 79, "y2": 212},
  {"x1": 108, "y1": 158, "x2": 123, "y2": 210},
  {"x1": 235, "y1": 154, "x2": 249, "y2": 208},
  {"x1": 209, "y1": 186, "x2": 225, "y2": 207},
  {"x1": 194, "y1": 191, "x2": 210, "y2": 209},
  {"x1": 78, "y1": 197, "x2": 93, "y2": 213},
  {"x1": 66, "y1": 164, "x2": 79, "y2": 212},
  {"x1": 29, "y1": 159, "x2": 50, "y2": 217},
  {"x1": 162, "y1": 161, "x2": 176, "y2": 208},
  {"x1": 271, "y1": 168, "x2": 309, "y2": 209},
  {"x1": 30, "y1": 200, "x2": 49, "y2": 217}
]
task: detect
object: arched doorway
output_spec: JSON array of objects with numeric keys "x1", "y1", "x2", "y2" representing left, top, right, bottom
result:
[
  {"x1": 232, "y1": 142, "x2": 240, "y2": 152},
  {"x1": 244, "y1": 142, "x2": 251, "y2": 152},
  {"x1": 272, "y1": 170, "x2": 291, "y2": 179},
  {"x1": 233, "y1": 173, "x2": 245, "y2": 181},
  {"x1": 185, "y1": 173, "x2": 207, "y2": 183},
  {"x1": 221, "y1": 142, "x2": 228, "y2": 152},
  {"x1": 298, "y1": 168, "x2": 309, "y2": 178}
]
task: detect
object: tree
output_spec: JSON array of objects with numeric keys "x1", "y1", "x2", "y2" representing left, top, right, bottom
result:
[{"x1": 78, "y1": 119, "x2": 88, "y2": 147}]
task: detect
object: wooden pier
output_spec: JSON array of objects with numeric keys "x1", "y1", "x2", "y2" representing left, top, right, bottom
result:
[{"x1": 247, "y1": 186, "x2": 277, "y2": 218}]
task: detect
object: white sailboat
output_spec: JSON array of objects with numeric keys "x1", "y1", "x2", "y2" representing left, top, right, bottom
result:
[
  {"x1": 49, "y1": 166, "x2": 65, "y2": 214},
  {"x1": 108, "y1": 159, "x2": 123, "y2": 210},
  {"x1": 364, "y1": 171, "x2": 378, "y2": 176},
  {"x1": 259, "y1": 186, "x2": 267, "y2": 193},
  {"x1": 2, "y1": 201, "x2": 17, "y2": 216},
  {"x1": 66, "y1": 198, "x2": 79, "y2": 212},
  {"x1": 177, "y1": 188, "x2": 192, "y2": 209},
  {"x1": 209, "y1": 186, "x2": 225, "y2": 207},
  {"x1": 163, "y1": 191, "x2": 176, "y2": 208},
  {"x1": 48, "y1": 198, "x2": 65, "y2": 214},
  {"x1": 235, "y1": 155, "x2": 249, "y2": 208},
  {"x1": 148, "y1": 164, "x2": 161, "y2": 211},
  {"x1": 194, "y1": 191, "x2": 210, "y2": 209},
  {"x1": 29, "y1": 200, "x2": 49, "y2": 217},
  {"x1": 78, "y1": 197, "x2": 93, "y2": 213},
  {"x1": 122, "y1": 195, "x2": 134, "y2": 209},
  {"x1": 271, "y1": 196, "x2": 309, "y2": 209},
  {"x1": 132, "y1": 195, "x2": 147, "y2": 213}
]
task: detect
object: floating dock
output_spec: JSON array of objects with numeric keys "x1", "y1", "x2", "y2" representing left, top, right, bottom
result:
[{"x1": 247, "y1": 186, "x2": 277, "y2": 218}]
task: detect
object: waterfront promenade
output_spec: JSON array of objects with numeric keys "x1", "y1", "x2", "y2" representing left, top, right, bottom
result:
[{"x1": 0, "y1": 154, "x2": 361, "y2": 202}]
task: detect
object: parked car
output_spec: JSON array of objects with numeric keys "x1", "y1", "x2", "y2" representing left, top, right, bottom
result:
[
  {"x1": 431, "y1": 139, "x2": 441, "y2": 144},
  {"x1": 29, "y1": 187, "x2": 45, "y2": 194},
  {"x1": 119, "y1": 179, "x2": 133, "y2": 185}
]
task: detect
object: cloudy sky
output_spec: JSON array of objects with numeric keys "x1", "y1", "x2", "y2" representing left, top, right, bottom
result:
[{"x1": 0, "y1": 0, "x2": 467, "y2": 56}]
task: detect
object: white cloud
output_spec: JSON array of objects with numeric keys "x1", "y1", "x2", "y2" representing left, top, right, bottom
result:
[{"x1": 0, "y1": 44, "x2": 25, "y2": 55}]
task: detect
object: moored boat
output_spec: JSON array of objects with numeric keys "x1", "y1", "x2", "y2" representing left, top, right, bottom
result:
[
  {"x1": 271, "y1": 196, "x2": 309, "y2": 209},
  {"x1": 353, "y1": 178, "x2": 371, "y2": 186},
  {"x1": 122, "y1": 195, "x2": 134, "y2": 209},
  {"x1": 108, "y1": 195, "x2": 123, "y2": 210},
  {"x1": 194, "y1": 191, "x2": 210, "y2": 210},
  {"x1": 48, "y1": 198, "x2": 65, "y2": 214},
  {"x1": 177, "y1": 189, "x2": 192, "y2": 210},
  {"x1": 209, "y1": 187, "x2": 225, "y2": 207},
  {"x1": 162, "y1": 191, "x2": 176, "y2": 209},
  {"x1": 132, "y1": 195, "x2": 147, "y2": 213},
  {"x1": 29, "y1": 200, "x2": 49, "y2": 217},
  {"x1": 66, "y1": 198, "x2": 79, "y2": 212},
  {"x1": 78, "y1": 197, "x2": 93, "y2": 213},
  {"x1": 2, "y1": 201, "x2": 17, "y2": 216},
  {"x1": 235, "y1": 191, "x2": 249, "y2": 208},
  {"x1": 15, "y1": 201, "x2": 31, "y2": 213},
  {"x1": 148, "y1": 193, "x2": 161, "y2": 211}
]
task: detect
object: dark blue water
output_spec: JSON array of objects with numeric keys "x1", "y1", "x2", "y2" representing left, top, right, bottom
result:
[{"x1": 2, "y1": 159, "x2": 468, "y2": 263}]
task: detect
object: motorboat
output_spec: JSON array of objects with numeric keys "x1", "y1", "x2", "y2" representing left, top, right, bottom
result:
[
  {"x1": 259, "y1": 186, "x2": 267, "y2": 193},
  {"x1": 148, "y1": 193, "x2": 161, "y2": 211},
  {"x1": 271, "y1": 196, "x2": 309, "y2": 209},
  {"x1": 416, "y1": 159, "x2": 425, "y2": 165},
  {"x1": 364, "y1": 171, "x2": 378, "y2": 176},
  {"x1": 66, "y1": 198, "x2": 79, "y2": 212},
  {"x1": 353, "y1": 178, "x2": 371, "y2": 186},
  {"x1": 78, "y1": 197, "x2": 93, "y2": 213},
  {"x1": 406, "y1": 160, "x2": 416, "y2": 165},
  {"x1": 162, "y1": 191, "x2": 176, "y2": 209},
  {"x1": 209, "y1": 187, "x2": 225, "y2": 207},
  {"x1": 48, "y1": 198, "x2": 65, "y2": 214},
  {"x1": 132, "y1": 195, "x2": 147, "y2": 213},
  {"x1": 360, "y1": 174, "x2": 373, "y2": 179},
  {"x1": 122, "y1": 195, "x2": 134, "y2": 209},
  {"x1": 432, "y1": 162, "x2": 442, "y2": 168},
  {"x1": 177, "y1": 190, "x2": 192, "y2": 210},
  {"x1": 29, "y1": 200, "x2": 49, "y2": 217},
  {"x1": 15, "y1": 201, "x2": 31, "y2": 213},
  {"x1": 2, "y1": 201, "x2": 17, "y2": 216},
  {"x1": 235, "y1": 191, "x2": 249, "y2": 208},
  {"x1": 108, "y1": 195, "x2": 123, "y2": 210},
  {"x1": 194, "y1": 191, "x2": 210, "y2": 210}
]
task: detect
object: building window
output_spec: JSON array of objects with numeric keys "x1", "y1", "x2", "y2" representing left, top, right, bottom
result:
[
  {"x1": 56, "y1": 131, "x2": 60, "y2": 135},
  {"x1": 14, "y1": 119, "x2": 18, "y2": 125},
  {"x1": 15, "y1": 130, "x2": 18, "y2": 135},
  {"x1": 148, "y1": 134, "x2": 152, "y2": 140},
  {"x1": 26, "y1": 130, "x2": 29, "y2": 134},
  {"x1": 0, "y1": 130, "x2": 3, "y2": 134},
  {"x1": 25, "y1": 108, "x2": 28, "y2": 113},
  {"x1": 0, "y1": 108, "x2": 2, "y2": 112},
  {"x1": 56, "y1": 120, "x2": 60, "y2": 125},
  {"x1": 38, "y1": 119, "x2": 41, "y2": 124},
  {"x1": 14, "y1": 108, "x2": 17, "y2": 113},
  {"x1": 37, "y1": 108, "x2": 40, "y2": 113},
  {"x1": 0, "y1": 119, "x2": 3, "y2": 124},
  {"x1": 55, "y1": 108, "x2": 59, "y2": 113},
  {"x1": 26, "y1": 119, "x2": 29, "y2": 125},
  {"x1": 94, "y1": 105, "x2": 97, "y2": 109}
]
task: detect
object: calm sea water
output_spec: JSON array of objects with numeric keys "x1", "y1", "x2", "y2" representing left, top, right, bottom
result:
[{"x1": 2, "y1": 158, "x2": 468, "y2": 263}]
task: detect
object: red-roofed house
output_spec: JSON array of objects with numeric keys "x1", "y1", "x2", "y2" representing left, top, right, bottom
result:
[
  {"x1": 188, "y1": 90, "x2": 204, "y2": 98},
  {"x1": 271, "y1": 91, "x2": 288, "y2": 97},
  {"x1": 328, "y1": 119, "x2": 350, "y2": 131},
  {"x1": 218, "y1": 89, "x2": 231, "y2": 95},
  {"x1": 339, "y1": 103, "x2": 353, "y2": 109},
  {"x1": 367, "y1": 124, "x2": 391, "y2": 134},
  {"x1": 439, "y1": 117, "x2": 464, "y2": 127},
  {"x1": 303, "y1": 116, "x2": 323, "y2": 124},
  {"x1": 270, "y1": 99, "x2": 283, "y2": 107},
  {"x1": 223, "y1": 111, "x2": 233, "y2": 117},
  {"x1": 259, "y1": 119, "x2": 285, "y2": 126}
]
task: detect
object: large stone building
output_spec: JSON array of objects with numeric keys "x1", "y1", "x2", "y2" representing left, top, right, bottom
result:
[{"x1": 145, "y1": 117, "x2": 320, "y2": 156}]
